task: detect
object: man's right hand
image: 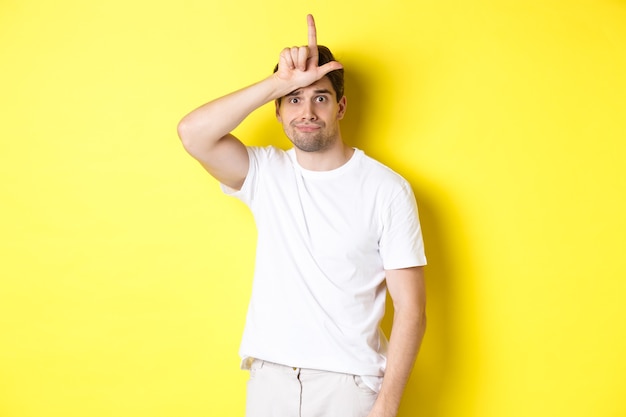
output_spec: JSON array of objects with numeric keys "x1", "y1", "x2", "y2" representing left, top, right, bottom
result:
[{"x1": 273, "y1": 14, "x2": 343, "y2": 91}]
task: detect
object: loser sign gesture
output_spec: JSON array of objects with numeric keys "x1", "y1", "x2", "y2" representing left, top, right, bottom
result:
[{"x1": 274, "y1": 14, "x2": 343, "y2": 90}]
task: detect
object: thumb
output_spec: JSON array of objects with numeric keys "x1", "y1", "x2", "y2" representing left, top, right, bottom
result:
[{"x1": 317, "y1": 60, "x2": 343, "y2": 77}]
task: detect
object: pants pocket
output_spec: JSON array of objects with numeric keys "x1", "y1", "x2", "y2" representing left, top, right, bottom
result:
[{"x1": 353, "y1": 375, "x2": 381, "y2": 395}]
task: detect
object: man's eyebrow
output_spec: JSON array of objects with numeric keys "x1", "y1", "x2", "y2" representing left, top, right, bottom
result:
[{"x1": 285, "y1": 88, "x2": 333, "y2": 96}]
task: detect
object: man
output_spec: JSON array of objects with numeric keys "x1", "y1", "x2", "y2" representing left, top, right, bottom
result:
[{"x1": 177, "y1": 14, "x2": 427, "y2": 417}]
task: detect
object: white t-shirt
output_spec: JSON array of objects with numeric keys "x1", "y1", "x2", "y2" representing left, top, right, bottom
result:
[{"x1": 223, "y1": 146, "x2": 426, "y2": 383}]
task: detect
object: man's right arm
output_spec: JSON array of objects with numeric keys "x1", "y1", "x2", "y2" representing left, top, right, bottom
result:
[
  {"x1": 177, "y1": 75, "x2": 293, "y2": 190},
  {"x1": 176, "y1": 14, "x2": 342, "y2": 191}
]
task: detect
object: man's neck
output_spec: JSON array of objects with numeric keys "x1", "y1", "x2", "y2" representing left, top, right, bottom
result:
[{"x1": 294, "y1": 142, "x2": 355, "y2": 171}]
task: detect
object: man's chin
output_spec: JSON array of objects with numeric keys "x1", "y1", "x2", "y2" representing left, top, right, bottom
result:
[
  {"x1": 287, "y1": 130, "x2": 337, "y2": 153},
  {"x1": 293, "y1": 142, "x2": 322, "y2": 153}
]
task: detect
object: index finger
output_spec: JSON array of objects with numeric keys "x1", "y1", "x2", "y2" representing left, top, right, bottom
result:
[{"x1": 307, "y1": 14, "x2": 317, "y2": 49}]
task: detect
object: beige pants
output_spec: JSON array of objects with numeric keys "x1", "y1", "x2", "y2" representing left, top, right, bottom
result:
[{"x1": 245, "y1": 360, "x2": 378, "y2": 417}]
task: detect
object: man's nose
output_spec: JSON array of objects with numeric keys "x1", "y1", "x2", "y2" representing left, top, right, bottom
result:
[{"x1": 301, "y1": 101, "x2": 317, "y2": 120}]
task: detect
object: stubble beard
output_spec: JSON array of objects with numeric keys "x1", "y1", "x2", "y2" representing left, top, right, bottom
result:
[{"x1": 286, "y1": 122, "x2": 339, "y2": 153}]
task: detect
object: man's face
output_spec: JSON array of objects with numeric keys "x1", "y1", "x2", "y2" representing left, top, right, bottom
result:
[{"x1": 276, "y1": 77, "x2": 347, "y2": 153}]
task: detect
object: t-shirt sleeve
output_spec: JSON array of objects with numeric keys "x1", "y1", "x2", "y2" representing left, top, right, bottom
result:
[
  {"x1": 379, "y1": 181, "x2": 427, "y2": 270},
  {"x1": 220, "y1": 146, "x2": 258, "y2": 205}
]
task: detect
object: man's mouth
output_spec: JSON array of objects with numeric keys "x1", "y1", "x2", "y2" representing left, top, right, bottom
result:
[{"x1": 294, "y1": 124, "x2": 322, "y2": 132}]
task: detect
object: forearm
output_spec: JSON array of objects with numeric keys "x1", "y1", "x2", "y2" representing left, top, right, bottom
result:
[
  {"x1": 177, "y1": 74, "x2": 292, "y2": 154},
  {"x1": 371, "y1": 302, "x2": 426, "y2": 417}
]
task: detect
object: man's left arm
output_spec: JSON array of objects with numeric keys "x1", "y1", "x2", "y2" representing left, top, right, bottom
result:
[{"x1": 369, "y1": 266, "x2": 426, "y2": 417}]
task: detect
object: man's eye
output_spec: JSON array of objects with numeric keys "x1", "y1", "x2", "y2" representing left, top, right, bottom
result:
[
  {"x1": 315, "y1": 96, "x2": 327, "y2": 102},
  {"x1": 289, "y1": 98, "x2": 300, "y2": 104}
]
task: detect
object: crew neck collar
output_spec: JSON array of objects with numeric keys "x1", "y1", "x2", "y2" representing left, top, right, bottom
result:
[{"x1": 288, "y1": 148, "x2": 362, "y2": 179}]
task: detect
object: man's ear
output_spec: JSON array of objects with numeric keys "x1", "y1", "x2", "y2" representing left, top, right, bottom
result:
[
  {"x1": 275, "y1": 99, "x2": 282, "y2": 122},
  {"x1": 337, "y1": 96, "x2": 347, "y2": 120}
]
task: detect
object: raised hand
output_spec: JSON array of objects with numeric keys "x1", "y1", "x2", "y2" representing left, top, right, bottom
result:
[{"x1": 274, "y1": 14, "x2": 342, "y2": 89}]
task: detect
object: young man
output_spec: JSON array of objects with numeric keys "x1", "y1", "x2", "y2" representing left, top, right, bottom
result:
[{"x1": 178, "y1": 15, "x2": 427, "y2": 417}]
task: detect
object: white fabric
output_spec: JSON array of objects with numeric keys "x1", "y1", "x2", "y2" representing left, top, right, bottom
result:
[
  {"x1": 245, "y1": 359, "x2": 378, "y2": 417},
  {"x1": 223, "y1": 146, "x2": 426, "y2": 383}
]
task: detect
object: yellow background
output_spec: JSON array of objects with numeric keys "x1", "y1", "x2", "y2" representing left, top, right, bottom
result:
[{"x1": 1, "y1": 0, "x2": 625, "y2": 416}]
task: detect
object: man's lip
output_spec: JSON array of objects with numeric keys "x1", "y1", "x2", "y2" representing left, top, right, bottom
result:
[{"x1": 294, "y1": 124, "x2": 321, "y2": 132}]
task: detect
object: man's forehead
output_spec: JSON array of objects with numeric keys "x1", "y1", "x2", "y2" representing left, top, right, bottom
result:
[{"x1": 289, "y1": 78, "x2": 335, "y2": 96}]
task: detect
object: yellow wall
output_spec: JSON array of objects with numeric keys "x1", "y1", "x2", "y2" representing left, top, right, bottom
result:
[{"x1": 1, "y1": 0, "x2": 625, "y2": 416}]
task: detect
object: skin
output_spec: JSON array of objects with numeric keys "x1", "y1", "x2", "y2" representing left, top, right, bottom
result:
[
  {"x1": 177, "y1": 14, "x2": 426, "y2": 417},
  {"x1": 275, "y1": 77, "x2": 350, "y2": 169}
]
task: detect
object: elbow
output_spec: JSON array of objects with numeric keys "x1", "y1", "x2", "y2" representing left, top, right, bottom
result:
[
  {"x1": 418, "y1": 311, "x2": 427, "y2": 335},
  {"x1": 177, "y1": 115, "x2": 224, "y2": 160},
  {"x1": 177, "y1": 117, "x2": 196, "y2": 152},
  {"x1": 177, "y1": 117, "x2": 207, "y2": 157},
  {"x1": 410, "y1": 304, "x2": 427, "y2": 337}
]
